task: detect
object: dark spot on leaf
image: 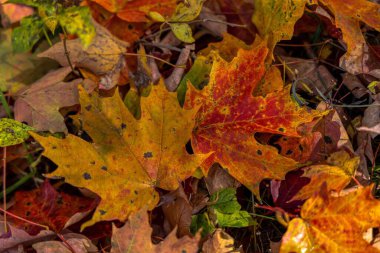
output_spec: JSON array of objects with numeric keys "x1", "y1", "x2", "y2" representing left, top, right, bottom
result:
[
  {"x1": 128, "y1": 24, "x2": 134, "y2": 30},
  {"x1": 130, "y1": 200, "x2": 134, "y2": 203},
  {"x1": 134, "y1": 190, "x2": 138, "y2": 195},
  {"x1": 257, "y1": 150, "x2": 262, "y2": 155},
  {"x1": 101, "y1": 166, "x2": 108, "y2": 171},
  {"x1": 324, "y1": 136, "x2": 332, "y2": 144},
  {"x1": 25, "y1": 202, "x2": 31, "y2": 206},
  {"x1": 286, "y1": 149, "x2": 293, "y2": 155},
  {"x1": 279, "y1": 128, "x2": 285, "y2": 132},
  {"x1": 99, "y1": 210, "x2": 107, "y2": 215},
  {"x1": 90, "y1": 161, "x2": 96, "y2": 165},
  {"x1": 299, "y1": 145, "x2": 304, "y2": 151},
  {"x1": 25, "y1": 211, "x2": 31, "y2": 217},
  {"x1": 85, "y1": 105, "x2": 92, "y2": 111},
  {"x1": 83, "y1": 172, "x2": 91, "y2": 180},
  {"x1": 144, "y1": 152, "x2": 153, "y2": 158},
  {"x1": 121, "y1": 123, "x2": 126, "y2": 129},
  {"x1": 52, "y1": 145, "x2": 57, "y2": 149}
]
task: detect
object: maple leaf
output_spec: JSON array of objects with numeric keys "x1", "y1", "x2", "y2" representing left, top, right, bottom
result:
[
  {"x1": 14, "y1": 67, "x2": 81, "y2": 133},
  {"x1": 89, "y1": 0, "x2": 176, "y2": 22},
  {"x1": 317, "y1": 0, "x2": 380, "y2": 74},
  {"x1": 8, "y1": 181, "x2": 97, "y2": 235},
  {"x1": 30, "y1": 81, "x2": 208, "y2": 228},
  {"x1": 111, "y1": 209, "x2": 200, "y2": 253},
  {"x1": 185, "y1": 39, "x2": 326, "y2": 197},
  {"x1": 252, "y1": 0, "x2": 309, "y2": 53},
  {"x1": 280, "y1": 184, "x2": 380, "y2": 252}
]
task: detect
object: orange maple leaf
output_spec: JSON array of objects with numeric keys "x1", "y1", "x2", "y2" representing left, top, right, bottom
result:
[
  {"x1": 281, "y1": 184, "x2": 380, "y2": 252},
  {"x1": 185, "y1": 39, "x2": 326, "y2": 197},
  {"x1": 89, "y1": 0, "x2": 176, "y2": 22}
]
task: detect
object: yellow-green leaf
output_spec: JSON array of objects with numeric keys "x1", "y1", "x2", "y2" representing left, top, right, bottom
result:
[{"x1": 0, "y1": 118, "x2": 34, "y2": 147}]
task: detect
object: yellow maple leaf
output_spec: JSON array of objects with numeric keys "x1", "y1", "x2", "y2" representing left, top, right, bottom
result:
[{"x1": 30, "y1": 80, "x2": 208, "y2": 228}]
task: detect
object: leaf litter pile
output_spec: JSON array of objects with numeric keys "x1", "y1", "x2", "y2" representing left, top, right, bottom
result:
[{"x1": 1, "y1": 0, "x2": 380, "y2": 252}]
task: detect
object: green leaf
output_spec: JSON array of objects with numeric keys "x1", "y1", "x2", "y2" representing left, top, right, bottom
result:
[
  {"x1": 0, "y1": 118, "x2": 34, "y2": 147},
  {"x1": 58, "y1": 6, "x2": 95, "y2": 48},
  {"x1": 6, "y1": 0, "x2": 43, "y2": 7},
  {"x1": 177, "y1": 55, "x2": 212, "y2": 106},
  {"x1": 210, "y1": 188, "x2": 241, "y2": 214},
  {"x1": 12, "y1": 15, "x2": 44, "y2": 52},
  {"x1": 169, "y1": 23, "x2": 194, "y2": 43},
  {"x1": 190, "y1": 212, "x2": 215, "y2": 237},
  {"x1": 214, "y1": 209, "x2": 255, "y2": 228}
]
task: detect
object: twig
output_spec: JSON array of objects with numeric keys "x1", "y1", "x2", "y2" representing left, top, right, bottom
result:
[
  {"x1": 2, "y1": 147, "x2": 6, "y2": 232},
  {"x1": 57, "y1": 233, "x2": 77, "y2": 253},
  {"x1": 139, "y1": 41, "x2": 183, "y2": 52},
  {"x1": 123, "y1": 52, "x2": 186, "y2": 68}
]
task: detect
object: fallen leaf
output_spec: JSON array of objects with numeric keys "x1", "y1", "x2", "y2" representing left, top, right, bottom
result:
[
  {"x1": 0, "y1": 0, "x2": 34, "y2": 27},
  {"x1": 8, "y1": 181, "x2": 97, "y2": 235},
  {"x1": 0, "y1": 118, "x2": 34, "y2": 147},
  {"x1": 185, "y1": 39, "x2": 325, "y2": 197},
  {"x1": 318, "y1": 0, "x2": 380, "y2": 74},
  {"x1": 289, "y1": 150, "x2": 359, "y2": 202},
  {"x1": 202, "y1": 229, "x2": 237, "y2": 253},
  {"x1": 32, "y1": 233, "x2": 98, "y2": 253},
  {"x1": 280, "y1": 184, "x2": 380, "y2": 252},
  {"x1": 14, "y1": 67, "x2": 81, "y2": 133},
  {"x1": 38, "y1": 19, "x2": 128, "y2": 90},
  {"x1": 0, "y1": 221, "x2": 54, "y2": 252},
  {"x1": 252, "y1": 0, "x2": 309, "y2": 53},
  {"x1": 111, "y1": 209, "x2": 200, "y2": 253},
  {"x1": 89, "y1": 0, "x2": 176, "y2": 22},
  {"x1": 31, "y1": 81, "x2": 208, "y2": 228}
]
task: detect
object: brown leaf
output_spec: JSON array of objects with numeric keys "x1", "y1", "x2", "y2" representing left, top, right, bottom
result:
[
  {"x1": 38, "y1": 20, "x2": 128, "y2": 90},
  {"x1": 111, "y1": 209, "x2": 199, "y2": 253},
  {"x1": 32, "y1": 233, "x2": 98, "y2": 253},
  {"x1": 202, "y1": 229, "x2": 238, "y2": 253},
  {"x1": 14, "y1": 67, "x2": 81, "y2": 133}
]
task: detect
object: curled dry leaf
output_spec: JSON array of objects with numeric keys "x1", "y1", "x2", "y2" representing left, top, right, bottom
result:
[
  {"x1": 38, "y1": 20, "x2": 128, "y2": 90},
  {"x1": 14, "y1": 67, "x2": 81, "y2": 133},
  {"x1": 185, "y1": 38, "x2": 326, "y2": 198},
  {"x1": 280, "y1": 184, "x2": 380, "y2": 253},
  {"x1": 31, "y1": 81, "x2": 208, "y2": 229},
  {"x1": 111, "y1": 209, "x2": 200, "y2": 253}
]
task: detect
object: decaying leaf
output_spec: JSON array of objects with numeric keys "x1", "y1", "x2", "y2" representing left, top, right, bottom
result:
[
  {"x1": 0, "y1": 221, "x2": 54, "y2": 252},
  {"x1": 14, "y1": 67, "x2": 81, "y2": 133},
  {"x1": 38, "y1": 20, "x2": 128, "y2": 90},
  {"x1": 8, "y1": 181, "x2": 97, "y2": 235},
  {"x1": 281, "y1": 184, "x2": 380, "y2": 252},
  {"x1": 111, "y1": 209, "x2": 200, "y2": 253},
  {"x1": 185, "y1": 39, "x2": 325, "y2": 197},
  {"x1": 0, "y1": 118, "x2": 34, "y2": 147},
  {"x1": 31, "y1": 81, "x2": 208, "y2": 228},
  {"x1": 32, "y1": 233, "x2": 98, "y2": 253}
]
